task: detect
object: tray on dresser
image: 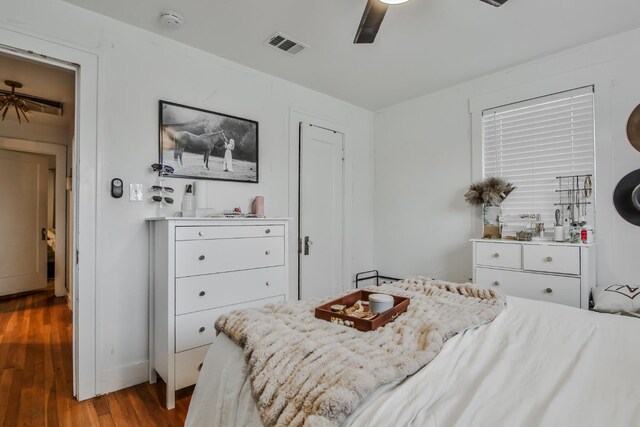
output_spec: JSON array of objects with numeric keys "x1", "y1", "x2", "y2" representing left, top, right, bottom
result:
[{"x1": 314, "y1": 290, "x2": 410, "y2": 331}]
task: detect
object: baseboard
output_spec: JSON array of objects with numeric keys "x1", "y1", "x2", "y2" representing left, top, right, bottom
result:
[{"x1": 99, "y1": 360, "x2": 149, "y2": 394}]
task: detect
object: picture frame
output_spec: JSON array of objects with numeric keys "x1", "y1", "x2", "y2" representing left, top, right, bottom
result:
[{"x1": 159, "y1": 100, "x2": 259, "y2": 183}]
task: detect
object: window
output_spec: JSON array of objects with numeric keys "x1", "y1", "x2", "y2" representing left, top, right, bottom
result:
[{"x1": 482, "y1": 86, "x2": 595, "y2": 232}]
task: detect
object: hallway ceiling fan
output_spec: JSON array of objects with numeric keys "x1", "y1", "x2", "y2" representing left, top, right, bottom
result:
[
  {"x1": 0, "y1": 80, "x2": 64, "y2": 124},
  {"x1": 354, "y1": 0, "x2": 510, "y2": 44}
]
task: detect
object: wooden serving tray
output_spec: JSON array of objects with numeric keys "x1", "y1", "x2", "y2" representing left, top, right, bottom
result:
[{"x1": 315, "y1": 290, "x2": 410, "y2": 331}]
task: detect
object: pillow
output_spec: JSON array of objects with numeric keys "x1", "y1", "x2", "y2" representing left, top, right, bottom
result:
[{"x1": 592, "y1": 285, "x2": 640, "y2": 313}]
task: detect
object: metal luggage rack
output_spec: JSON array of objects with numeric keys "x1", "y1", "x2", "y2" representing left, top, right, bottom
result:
[{"x1": 355, "y1": 270, "x2": 400, "y2": 289}]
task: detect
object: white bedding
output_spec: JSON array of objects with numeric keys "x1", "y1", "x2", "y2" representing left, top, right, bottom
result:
[{"x1": 186, "y1": 297, "x2": 640, "y2": 427}]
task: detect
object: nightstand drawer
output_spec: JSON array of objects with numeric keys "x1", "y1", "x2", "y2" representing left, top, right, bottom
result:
[
  {"x1": 174, "y1": 345, "x2": 210, "y2": 390},
  {"x1": 176, "y1": 225, "x2": 284, "y2": 241},
  {"x1": 175, "y1": 237, "x2": 284, "y2": 277},
  {"x1": 175, "y1": 266, "x2": 286, "y2": 315},
  {"x1": 523, "y1": 245, "x2": 580, "y2": 275},
  {"x1": 475, "y1": 242, "x2": 521, "y2": 269},
  {"x1": 175, "y1": 294, "x2": 285, "y2": 352},
  {"x1": 475, "y1": 268, "x2": 580, "y2": 307}
]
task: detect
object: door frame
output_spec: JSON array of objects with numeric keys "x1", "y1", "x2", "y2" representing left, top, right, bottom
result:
[
  {"x1": 0, "y1": 27, "x2": 99, "y2": 401},
  {"x1": 288, "y1": 109, "x2": 352, "y2": 300},
  {"x1": 0, "y1": 137, "x2": 67, "y2": 298}
]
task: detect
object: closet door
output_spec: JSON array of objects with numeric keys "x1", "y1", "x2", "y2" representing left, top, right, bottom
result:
[{"x1": 298, "y1": 123, "x2": 344, "y2": 300}]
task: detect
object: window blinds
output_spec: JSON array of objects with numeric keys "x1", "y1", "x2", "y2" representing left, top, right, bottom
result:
[{"x1": 482, "y1": 86, "x2": 595, "y2": 231}]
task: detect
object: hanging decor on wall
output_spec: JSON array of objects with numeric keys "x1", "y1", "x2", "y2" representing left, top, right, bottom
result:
[
  {"x1": 613, "y1": 169, "x2": 640, "y2": 227},
  {"x1": 159, "y1": 100, "x2": 258, "y2": 183},
  {"x1": 625, "y1": 104, "x2": 640, "y2": 152}
]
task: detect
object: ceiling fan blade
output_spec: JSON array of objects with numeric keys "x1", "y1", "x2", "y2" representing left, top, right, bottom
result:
[
  {"x1": 479, "y1": 0, "x2": 510, "y2": 6},
  {"x1": 354, "y1": 0, "x2": 389, "y2": 44},
  {"x1": 21, "y1": 99, "x2": 63, "y2": 116}
]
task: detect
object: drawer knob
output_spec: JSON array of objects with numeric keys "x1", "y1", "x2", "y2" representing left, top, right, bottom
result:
[
  {"x1": 199, "y1": 326, "x2": 205, "y2": 333},
  {"x1": 198, "y1": 255, "x2": 205, "y2": 261},
  {"x1": 545, "y1": 288, "x2": 553, "y2": 294},
  {"x1": 545, "y1": 256, "x2": 553, "y2": 262},
  {"x1": 266, "y1": 281, "x2": 270, "y2": 287},
  {"x1": 198, "y1": 363, "x2": 203, "y2": 372},
  {"x1": 199, "y1": 291, "x2": 206, "y2": 297},
  {"x1": 492, "y1": 281, "x2": 500, "y2": 287},
  {"x1": 198, "y1": 231, "x2": 203, "y2": 236},
  {"x1": 265, "y1": 250, "x2": 271, "y2": 255},
  {"x1": 492, "y1": 253, "x2": 500, "y2": 258},
  {"x1": 265, "y1": 228, "x2": 271, "y2": 234}
]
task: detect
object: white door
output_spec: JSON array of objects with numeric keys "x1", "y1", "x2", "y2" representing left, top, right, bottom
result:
[
  {"x1": 0, "y1": 149, "x2": 48, "y2": 296},
  {"x1": 299, "y1": 123, "x2": 344, "y2": 299}
]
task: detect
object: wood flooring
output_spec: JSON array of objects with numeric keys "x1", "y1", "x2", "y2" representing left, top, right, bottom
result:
[{"x1": 0, "y1": 290, "x2": 191, "y2": 426}]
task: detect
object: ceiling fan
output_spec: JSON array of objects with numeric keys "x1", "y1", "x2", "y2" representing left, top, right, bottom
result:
[
  {"x1": 0, "y1": 80, "x2": 64, "y2": 124},
  {"x1": 354, "y1": 0, "x2": 510, "y2": 44}
]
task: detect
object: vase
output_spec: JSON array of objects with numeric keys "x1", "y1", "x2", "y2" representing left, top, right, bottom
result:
[
  {"x1": 482, "y1": 205, "x2": 501, "y2": 239},
  {"x1": 483, "y1": 205, "x2": 501, "y2": 225}
]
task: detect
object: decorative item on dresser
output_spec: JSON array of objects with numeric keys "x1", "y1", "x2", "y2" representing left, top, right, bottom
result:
[
  {"x1": 147, "y1": 217, "x2": 290, "y2": 409},
  {"x1": 471, "y1": 239, "x2": 595, "y2": 309}
]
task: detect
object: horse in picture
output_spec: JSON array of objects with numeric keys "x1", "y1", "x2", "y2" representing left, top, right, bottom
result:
[{"x1": 170, "y1": 130, "x2": 227, "y2": 170}]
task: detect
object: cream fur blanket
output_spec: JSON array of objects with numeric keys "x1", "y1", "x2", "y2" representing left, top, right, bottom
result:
[{"x1": 215, "y1": 278, "x2": 505, "y2": 427}]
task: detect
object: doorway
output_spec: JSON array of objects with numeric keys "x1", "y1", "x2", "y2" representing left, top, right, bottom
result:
[
  {"x1": 0, "y1": 27, "x2": 99, "y2": 400},
  {"x1": 298, "y1": 123, "x2": 345, "y2": 300}
]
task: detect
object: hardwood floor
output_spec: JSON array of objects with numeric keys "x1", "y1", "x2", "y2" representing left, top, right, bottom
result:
[{"x1": 0, "y1": 290, "x2": 191, "y2": 426}]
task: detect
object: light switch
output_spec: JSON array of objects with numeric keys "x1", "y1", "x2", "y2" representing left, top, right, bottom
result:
[{"x1": 130, "y1": 183, "x2": 143, "y2": 201}]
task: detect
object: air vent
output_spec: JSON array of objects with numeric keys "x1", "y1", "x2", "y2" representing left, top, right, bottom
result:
[{"x1": 265, "y1": 33, "x2": 308, "y2": 56}]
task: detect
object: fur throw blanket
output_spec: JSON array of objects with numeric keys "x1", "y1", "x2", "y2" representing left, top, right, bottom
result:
[{"x1": 215, "y1": 277, "x2": 505, "y2": 427}]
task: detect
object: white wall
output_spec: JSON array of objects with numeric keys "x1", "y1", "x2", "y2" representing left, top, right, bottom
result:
[
  {"x1": 374, "y1": 26, "x2": 640, "y2": 285},
  {"x1": 0, "y1": 0, "x2": 374, "y2": 394}
]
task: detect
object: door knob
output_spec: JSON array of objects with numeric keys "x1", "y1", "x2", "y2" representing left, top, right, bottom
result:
[{"x1": 304, "y1": 236, "x2": 312, "y2": 255}]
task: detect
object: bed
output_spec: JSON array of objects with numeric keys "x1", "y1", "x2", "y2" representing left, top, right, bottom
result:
[{"x1": 185, "y1": 283, "x2": 640, "y2": 427}]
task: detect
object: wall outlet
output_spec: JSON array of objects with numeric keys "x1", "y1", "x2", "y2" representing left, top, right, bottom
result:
[{"x1": 130, "y1": 183, "x2": 143, "y2": 201}]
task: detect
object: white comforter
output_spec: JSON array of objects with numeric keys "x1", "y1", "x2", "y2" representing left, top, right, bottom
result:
[{"x1": 186, "y1": 297, "x2": 640, "y2": 427}]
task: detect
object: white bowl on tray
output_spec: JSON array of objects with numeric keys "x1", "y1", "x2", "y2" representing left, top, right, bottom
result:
[{"x1": 368, "y1": 293, "x2": 394, "y2": 315}]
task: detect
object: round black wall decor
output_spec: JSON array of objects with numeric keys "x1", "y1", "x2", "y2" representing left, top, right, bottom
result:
[{"x1": 613, "y1": 168, "x2": 640, "y2": 226}]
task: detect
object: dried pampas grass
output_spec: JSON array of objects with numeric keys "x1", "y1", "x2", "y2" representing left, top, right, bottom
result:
[{"x1": 464, "y1": 177, "x2": 515, "y2": 206}]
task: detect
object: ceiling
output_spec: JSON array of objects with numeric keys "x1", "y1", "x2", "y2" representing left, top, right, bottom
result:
[
  {"x1": 0, "y1": 52, "x2": 75, "y2": 134},
  {"x1": 61, "y1": 0, "x2": 640, "y2": 111}
]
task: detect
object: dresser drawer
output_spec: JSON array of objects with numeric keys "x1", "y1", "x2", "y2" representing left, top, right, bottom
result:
[
  {"x1": 175, "y1": 266, "x2": 286, "y2": 315},
  {"x1": 175, "y1": 294, "x2": 285, "y2": 352},
  {"x1": 475, "y1": 242, "x2": 521, "y2": 269},
  {"x1": 176, "y1": 225, "x2": 284, "y2": 241},
  {"x1": 475, "y1": 267, "x2": 581, "y2": 307},
  {"x1": 174, "y1": 345, "x2": 210, "y2": 390},
  {"x1": 523, "y1": 245, "x2": 580, "y2": 275},
  {"x1": 175, "y1": 237, "x2": 284, "y2": 277}
]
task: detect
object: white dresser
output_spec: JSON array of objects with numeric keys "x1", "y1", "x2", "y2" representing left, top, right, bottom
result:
[
  {"x1": 471, "y1": 239, "x2": 595, "y2": 309},
  {"x1": 148, "y1": 218, "x2": 290, "y2": 409}
]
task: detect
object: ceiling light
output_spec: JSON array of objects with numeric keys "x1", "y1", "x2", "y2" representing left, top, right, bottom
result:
[
  {"x1": 0, "y1": 81, "x2": 30, "y2": 124},
  {"x1": 378, "y1": 0, "x2": 412, "y2": 4}
]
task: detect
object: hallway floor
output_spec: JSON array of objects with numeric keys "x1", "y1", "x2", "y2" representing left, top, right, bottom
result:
[{"x1": 0, "y1": 290, "x2": 191, "y2": 426}]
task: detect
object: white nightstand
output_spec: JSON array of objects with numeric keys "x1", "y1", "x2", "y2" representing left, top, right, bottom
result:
[{"x1": 471, "y1": 239, "x2": 596, "y2": 309}]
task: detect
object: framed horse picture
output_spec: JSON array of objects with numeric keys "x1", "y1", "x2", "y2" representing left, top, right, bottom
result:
[{"x1": 159, "y1": 100, "x2": 259, "y2": 183}]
